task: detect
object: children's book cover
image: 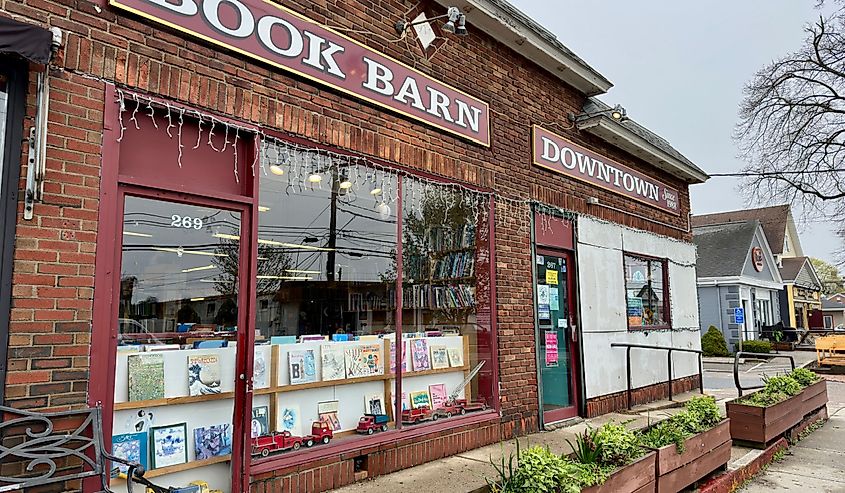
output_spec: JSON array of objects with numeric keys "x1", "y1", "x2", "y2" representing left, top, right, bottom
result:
[{"x1": 127, "y1": 353, "x2": 165, "y2": 402}]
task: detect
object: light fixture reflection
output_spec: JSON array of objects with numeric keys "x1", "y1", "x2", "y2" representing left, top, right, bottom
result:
[
  {"x1": 152, "y1": 247, "x2": 227, "y2": 257},
  {"x1": 370, "y1": 187, "x2": 382, "y2": 196},
  {"x1": 213, "y1": 233, "x2": 335, "y2": 251},
  {"x1": 257, "y1": 275, "x2": 312, "y2": 281},
  {"x1": 190, "y1": 297, "x2": 206, "y2": 302},
  {"x1": 181, "y1": 265, "x2": 216, "y2": 273},
  {"x1": 269, "y1": 164, "x2": 285, "y2": 175},
  {"x1": 258, "y1": 206, "x2": 271, "y2": 212},
  {"x1": 123, "y1": 231, "x2": 153, "y2": 238},
  {"x1": 308, "y1": 173, "x2": 322, "y2": 183},
  {"x1": 339, "y1": 178, "x2": 353, "y2": 190},
  {"x1": 286, "y1": 269, "x2": 320, "y2": 274}
]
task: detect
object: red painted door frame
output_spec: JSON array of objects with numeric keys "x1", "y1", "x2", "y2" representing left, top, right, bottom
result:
[
  {"x1": 535, "y1": 247, "x2": 580, "y2": 423},
  {"x1": 91, "y1": 84, "x2": 257, "y2": 493}
]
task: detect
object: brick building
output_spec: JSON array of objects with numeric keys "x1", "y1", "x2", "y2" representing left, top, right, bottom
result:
[{"x1": 0, "y1": 0, "x2": 708, "y2": 491}]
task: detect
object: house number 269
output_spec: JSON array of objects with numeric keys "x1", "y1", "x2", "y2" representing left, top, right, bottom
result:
[{"x1": 171, "y1": 215, "x2": 203, "y2": 230}]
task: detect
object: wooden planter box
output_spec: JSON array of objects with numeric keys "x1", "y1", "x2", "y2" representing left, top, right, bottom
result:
[
  {"x1": 582, "y1": 451, "x2": 656, "y2": 493},
  {"x1": 653, "y1": 420, "x2": 731, "y2": 493},
  {"x1": 801, "y1": 379, "x2": 828, "y2": 416},
  {"x1": 727, "y1": 381, "x2": 828, "y2": 446}
]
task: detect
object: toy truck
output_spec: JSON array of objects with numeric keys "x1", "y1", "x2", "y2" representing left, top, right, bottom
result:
[
  {"x1": 357, "y1": 414, "x2": 390, "y2": 434},
  {"x1": 251, "y1": 431, "x2": 303, "y2": 457},
  {"x1": 303, "y1": 421, "x2": 333, "y2": 447},
  {"x1": 401, "y1": 406, "x2": 436, "y2": 424}
]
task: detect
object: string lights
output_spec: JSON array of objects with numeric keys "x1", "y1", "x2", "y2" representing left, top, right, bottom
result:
[{"x1": 112, "y1": 88, "x2": 686, "y2": 244}]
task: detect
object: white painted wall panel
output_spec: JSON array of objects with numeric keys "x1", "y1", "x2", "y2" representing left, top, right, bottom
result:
[
  {"x1": 577, "y1": 243, "x2": 626, "y2": 333},
  {"x1": 576, "y1": 216, "x2": 701, "y2": 400}
]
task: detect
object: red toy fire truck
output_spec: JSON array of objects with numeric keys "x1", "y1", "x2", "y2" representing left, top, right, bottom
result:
[
  {"x1": 401, "y1": 406, "x2": 436, "y2": 424},
  {"x1": 356, "y1": 414, "x2": 390, "y2": 434},
  {"x1": 251, "y1": 422, "x2": 334, "y2": 457}
]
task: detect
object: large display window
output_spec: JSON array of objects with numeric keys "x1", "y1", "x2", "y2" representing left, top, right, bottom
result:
[{"x1": 248, "y1": 139, "x2": 496, "y2": 463}]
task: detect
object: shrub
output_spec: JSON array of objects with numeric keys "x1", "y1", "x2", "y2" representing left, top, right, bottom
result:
[
  {"x1": 740, "y1": 340, "x2": 772, "y2": 354},
  {"x1": 701, "y1": 326, "x2": 730, "y2": 357},
  {"x1": 790, "y1": 368, "x2": 820, "y2": 387}
]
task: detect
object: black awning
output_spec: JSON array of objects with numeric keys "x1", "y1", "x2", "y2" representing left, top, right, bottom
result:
[{"x1": 0, "y1": 15, "x2": 52, "y2": 65}]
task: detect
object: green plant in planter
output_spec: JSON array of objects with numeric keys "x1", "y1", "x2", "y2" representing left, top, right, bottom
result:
[
  {"x1": 790, "y1": 367, "x2": 820, "y2": 387},
  {"x1": 566, "y1": 428, "x2": 603, "y2": 465},
  {"x1": 639, "y1": 418, "x2": 690, "y2": 453},
  {"x1": 738, "y1": 374, "x2": 803, "y2": 407},
  {"x1": 511, "y1": 446, "x2": 576, "y2": 493},
  {"x1": 762, "y1": 374, "x2": 802, "y2": 396},
  {"x1": 684, "y1": 396, "x2": 721, "y2": 430},
  {"x1": 593, "y1": 422, "x2": 643, "y2": 467}
]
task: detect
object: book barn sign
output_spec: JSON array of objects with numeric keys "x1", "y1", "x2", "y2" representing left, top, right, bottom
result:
[
  {"x1": 109, "y1": 0, "x2": 491, "y2": 146},
  {"x1": 532, "y1": 126, "x2": 680, "y2": 215}
]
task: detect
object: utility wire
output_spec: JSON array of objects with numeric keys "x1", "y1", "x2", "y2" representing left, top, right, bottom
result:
[{"x1": 709, "y1": 169, "x2": 845, "y2": 177}]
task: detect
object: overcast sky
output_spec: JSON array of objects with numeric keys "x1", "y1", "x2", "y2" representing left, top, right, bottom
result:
[{"x1": 509, "y1": 0, "x2": 842, "y2": 267}]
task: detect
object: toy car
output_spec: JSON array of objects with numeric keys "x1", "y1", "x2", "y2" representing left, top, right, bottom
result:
[
  {"x1": 251, "y1": 431, "x2": 303, "y2": 457},
  {"x1": 303, "y1": 421, "x2": 334, "y2": 447},
  {"x1": 357, "y1": 414, "x2": 389, "y2": 434},
  {"x1": 401, "y1": 406, "x2": 437, "y2": 424}
]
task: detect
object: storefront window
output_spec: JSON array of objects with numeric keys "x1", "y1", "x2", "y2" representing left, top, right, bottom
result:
[
  {"x1": 114, "y1": 196, "x2": 241, "y2": 492},
  {"x1": 250, "y1": 140, "x2": 495, "y2": 460},
  {"x1": 624, "y1": 254, "x2": 669, "y2": 328},
  {"x1": 399, "y1": 177, "x2": 494, "y2": 427},
  {"x1": 254, "y1": 142, "x2": 399, "y2": 454}
]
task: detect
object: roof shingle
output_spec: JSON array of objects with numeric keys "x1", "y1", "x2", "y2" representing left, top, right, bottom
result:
[{"x1": 691, "y1": 205, "x2": 791, "y2": 255}]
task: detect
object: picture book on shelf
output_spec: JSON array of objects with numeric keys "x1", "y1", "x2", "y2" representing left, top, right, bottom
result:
[
  {"x1": 409, "y1": 390, "x2": 432, "y2": 409},
  {"x1": 392, "y1": 392, "x2": 408, "y2": 411},
  {"x1": 345, "y1": 344, "x2": 383, "y2": 378},
  {"x1": 321, "y1": 344, "x2": 346, "y2": 381},
  {"x1": 110, "y1": 432, "x2": 147, "y2": 476},
  {"x1": 365, "y1": 393, "x2": 385, "y2": 415},
  {"x1": 317, "y1": 400, "x2": 341, "y2": 431},
  {"x1": 277, "y1": 403, "x2": 301, "y2": 436},
  {"x1": 251, "y1": 406, "x2": 269, "y2": 438},
  {"x1": 187, "y1": 354, "x2": 222, "y2": 396},
  {"x1": 447, "y1": 347, "x2": 464, "y2": 368},
  {"x1": 429, "y1": 384, "x2": 448, "y2": 410},
  {"x1": 150, "y1": 423, "x2": 188, "y2": 469},
  {"x1": 127, "y1": 353, "x2": 165, "y2": 402},
  {"x1": 429, "y1": 345, "x2": 449, "y2": 370},
  {"x1": 253, "y1": 351, "x2": 268, "y2": 389},
  {"x1": 411, "y1": 339, "x2": 430, "y2": 371},
  {"x1": 288, "y1": 349, "x2": 317, "y2": 385},
  {"x1": 389, "y1": 340, "x2": 407, "y2": 374},
  {"x1": 193, "y1": 424, "x2": 232, "y2": 460}
]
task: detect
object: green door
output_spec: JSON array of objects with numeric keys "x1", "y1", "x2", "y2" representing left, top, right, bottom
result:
[{"x1": 536, "y1": 252, "x2": 577, "y2": 422}]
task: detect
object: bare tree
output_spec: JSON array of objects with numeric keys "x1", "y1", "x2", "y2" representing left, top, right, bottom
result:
[{"x1": 736, "y1": 5, "x2": 845, "y2": 261}]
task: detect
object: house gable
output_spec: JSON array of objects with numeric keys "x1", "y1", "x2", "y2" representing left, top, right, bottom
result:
[{"x1": 741, "y1": 225, "x2": 782, "y2": 286}]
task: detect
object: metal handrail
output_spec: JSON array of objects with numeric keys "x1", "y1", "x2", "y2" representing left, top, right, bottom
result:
[
  {"x1": 733, "y1": 351, "x2": 795, "y2": 397},
  {"x1": 610, "y1": 343, "x2": 704, "y2": 410}
]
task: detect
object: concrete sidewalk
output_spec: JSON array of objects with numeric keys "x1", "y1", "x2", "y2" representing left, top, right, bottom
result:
[
  {"x1": 742, "y1": 403, "x2": 845, "y2": 493},
  {"x1": 332, "y1": 392, "x2": 699, "y2": 493}
]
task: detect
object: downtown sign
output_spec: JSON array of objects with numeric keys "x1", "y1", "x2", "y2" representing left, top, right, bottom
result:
[
  {"x1": 110, "y1": 0, "x2": 491, "y2": 146},
  {"x1": 532, "y1": 125, "x2": 680, "y2": 215}
]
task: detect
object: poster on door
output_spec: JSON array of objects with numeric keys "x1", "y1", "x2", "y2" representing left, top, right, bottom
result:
[{"x1": 545, "y1": 330, "x2": 558, "y2": 367}]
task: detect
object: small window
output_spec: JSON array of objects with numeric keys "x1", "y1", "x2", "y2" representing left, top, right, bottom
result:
[
  {"x1": 624, "y1": 253, "x2": 670, "y2": 329},
  {"x1": 259, "y1": 299, "x2": 269, "y2": 310},
  {"x1": 824, "y1": 315, "x2": 834, "y2": 329}
]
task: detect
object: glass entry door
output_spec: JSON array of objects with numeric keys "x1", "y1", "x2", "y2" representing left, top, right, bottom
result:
[
  {"x1": 113, "y1": 194, "x2": 246, "y2": 492},
  {"x1": 536, "y1": 250, "x2": 578, "y2": 423}
]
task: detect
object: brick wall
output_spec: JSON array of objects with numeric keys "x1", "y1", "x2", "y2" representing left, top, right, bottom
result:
[
  {"x1": 4, "y1": 66, "x2": 103, "y2": 410},
  {"x1": 585, "y1": 375, "x2": 702, "y2": 418},
  {"x1": 1, "y1": 0, "x2": 695, "y2": 489}
]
